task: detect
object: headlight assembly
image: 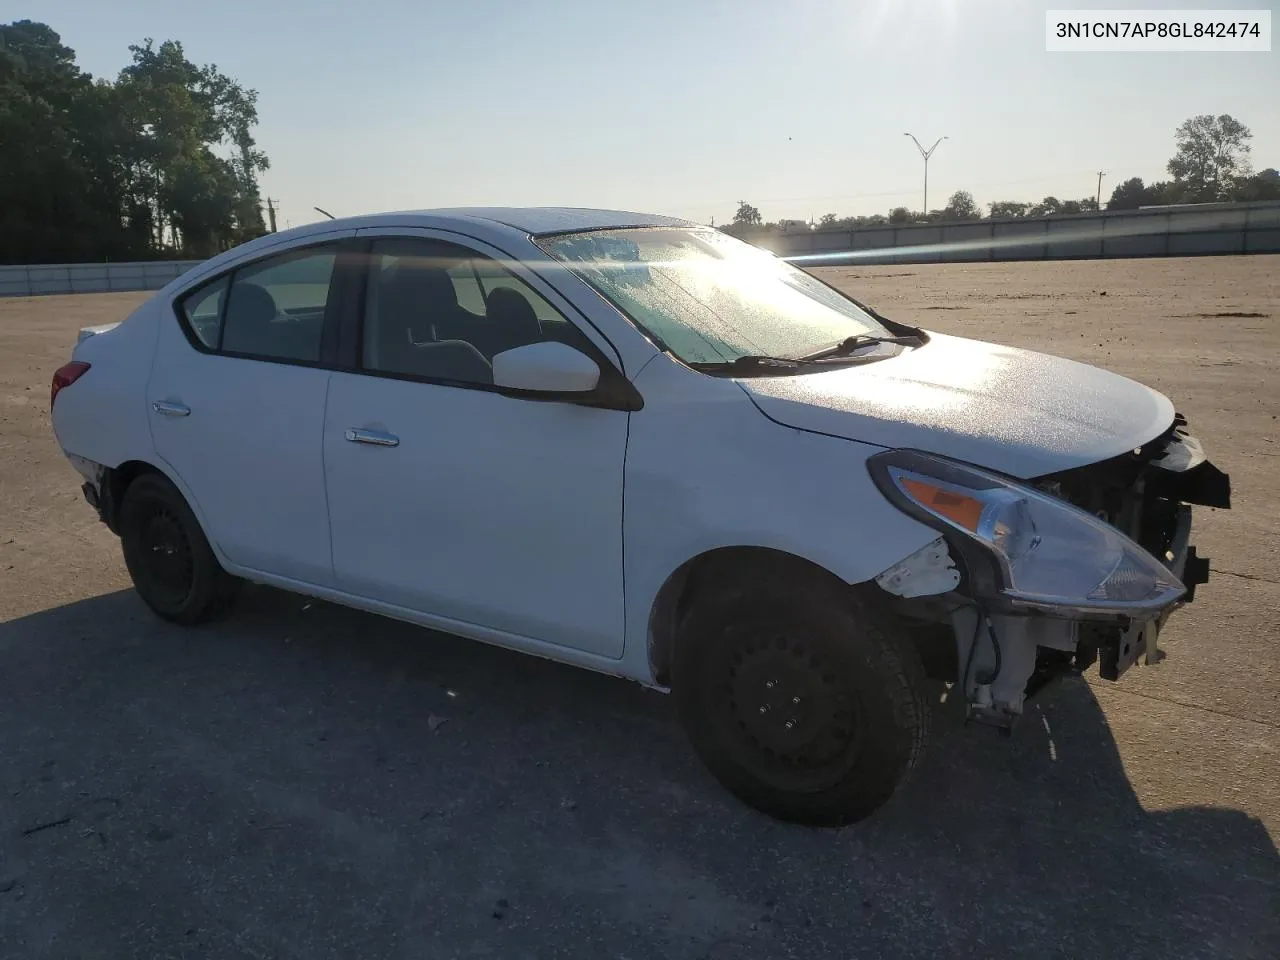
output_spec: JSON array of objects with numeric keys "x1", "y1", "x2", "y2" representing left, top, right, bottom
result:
[{"x1": 868, "y1": 449, "x2": 1185, "y2": 616}]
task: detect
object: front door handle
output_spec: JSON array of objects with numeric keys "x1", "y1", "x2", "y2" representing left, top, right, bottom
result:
[
  {"x1": 152, "y1": 400, "x2": 191, "y2": 417},
  {"x1": 345, "y1": 428, "x2": 399, "y2": 447}
]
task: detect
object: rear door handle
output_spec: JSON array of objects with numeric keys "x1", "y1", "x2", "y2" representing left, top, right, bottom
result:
[
  {"x1": 152, "y1": 400, "x2": 191, "y2": 417},
  {"x1": 345, "y1": 428, "x2": 399, "y2": 447}
]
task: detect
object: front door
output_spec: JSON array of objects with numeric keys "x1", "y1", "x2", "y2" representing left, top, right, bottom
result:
[
  {"x1": 147, "y1": 241, "x2": 346, "y2": 585},
  {"x1": 322, "y1": 233, "x2": 628, "y2": 657}
]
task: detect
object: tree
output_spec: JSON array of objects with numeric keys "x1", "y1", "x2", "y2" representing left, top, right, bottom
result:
[
  {"x1": 1167, "y1": 113, "x2": 1252, "y2": 202},
  {"x1": 888, "y1": 206, "x2": 912, "y2": 224},
  {"x1": 818, "y1": 212, "x2": 838, "y2": 227},
  {"x1": 987, "y1": 201, "x2": 1029, "y2": 219},
  {"x1": 1235, "y1": 168, "x2": 1280, "y2": 202},
  {"x1": 0, "y1": 19, "x2": 269, "y2": 263},
  {"x1": 1027, "y1": 196, "x2": 1062, "y2": 217},
  {"x1": 732, "y1": 201, "x2": 762, "y2": 226},
  {"x1": 942, "y1": 190, "x2": 979, "y2": 220},
  {"x1": 117, "y1": 38, "x2": 268, "y2": 252},
  {"x1": 1107, "y1": 177, "x2": 1154, "y2": 210},
  {"x1": 0, "y1": 20, "x2": 131, "y2": 262}
]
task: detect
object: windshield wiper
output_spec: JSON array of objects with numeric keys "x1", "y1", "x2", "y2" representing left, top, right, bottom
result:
[
  {"x1": 687, "y1": 354, "x2": 829, "y2": 376},
  {"x1": 799, "y1": 333, "x2": 924, "y2": 362},
  {"x1": 689, "y1": 338, "x2": 921, "y2": 376}
]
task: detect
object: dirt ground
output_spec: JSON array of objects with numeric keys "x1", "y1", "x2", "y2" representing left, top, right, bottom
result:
[{"x1": 1, "y1": 256, "x2": 1277, "y2": 959}]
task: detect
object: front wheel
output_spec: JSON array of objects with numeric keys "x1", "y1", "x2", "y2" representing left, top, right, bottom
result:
[
  {"x1": 673, "y1": 576, "x2": 930, "y2": 826},
  {"x1": 118, "y1": 472, "x2": 240, "y2": 625}
]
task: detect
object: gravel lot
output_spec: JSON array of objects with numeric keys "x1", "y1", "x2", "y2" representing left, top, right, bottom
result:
[{"x1": 1, "y1": 256, "x2": 1277, "y2": 959}]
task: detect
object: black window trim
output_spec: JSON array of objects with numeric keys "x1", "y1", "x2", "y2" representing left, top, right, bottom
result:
[
  {"x1": 339, "y1": 236, "x2": 643, "y2": 412},
  {"x1": 170, "y1": 238, "x2": 357, "y2": 370}
]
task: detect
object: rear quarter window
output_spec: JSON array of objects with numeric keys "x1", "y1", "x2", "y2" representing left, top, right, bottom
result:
[{"x1": 178, "y1": 276, "x2": 230, "y2": 349}]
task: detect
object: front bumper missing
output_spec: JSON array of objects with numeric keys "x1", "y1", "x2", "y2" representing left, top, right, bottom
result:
[
  {"x1": 954, "y1": 495, "x2": 1218, "y2": 729},
  {"x1": 874, "y1": 419, "x2": 1231, "y2": 732},
  {"x1": 1092, "y1": 502, "x2": 1209, "y2": 681}
]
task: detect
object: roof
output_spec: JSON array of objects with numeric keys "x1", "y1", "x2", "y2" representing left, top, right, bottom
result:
[
  {"x1": 169, "y1": 207, "x2": 701, "y2": 291},
  {"x1": 407, "y1": 207, "x2": 695, "y2": 235}
]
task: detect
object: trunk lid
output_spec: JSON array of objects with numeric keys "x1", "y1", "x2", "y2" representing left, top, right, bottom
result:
[{"x1": 77, "y1": 322, "x2": 121, "y2": 345}]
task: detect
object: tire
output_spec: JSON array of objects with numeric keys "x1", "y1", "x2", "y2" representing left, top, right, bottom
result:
[
  {"x1": 118, "y1": 472, "x2": 240, "y2": 625},
  {"x1": 673, "y1": 574, "x2": 930, "y2": 826}
]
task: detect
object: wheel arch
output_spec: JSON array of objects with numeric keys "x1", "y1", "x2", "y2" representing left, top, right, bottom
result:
[
  {"x1": 646, "y1": 546, "x2": 855, "y2": 687},
  {"x1": 101, "y1": 460, "x2": 221, "y2": 568},
  {"x1": 100, "y1": 459, "x2": 165, "y2": 534}
]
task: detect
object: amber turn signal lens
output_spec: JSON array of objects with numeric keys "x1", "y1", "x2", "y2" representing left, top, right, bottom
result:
[{"x1": 899, "y1": 477, "x2": 985, "y2": 532}]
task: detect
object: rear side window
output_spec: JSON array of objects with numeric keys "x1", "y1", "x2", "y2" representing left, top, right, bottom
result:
[{"x1": 174, "y1": 245, "x2": 337, "y2": 363}]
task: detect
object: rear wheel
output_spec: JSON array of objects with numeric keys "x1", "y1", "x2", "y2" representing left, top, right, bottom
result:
[
  {"x1": 673, "y1": 575, "x2": 930, "y2": 826},
  {"x1": 118, "y1": 472, "x2": 239, "y2": 625}
]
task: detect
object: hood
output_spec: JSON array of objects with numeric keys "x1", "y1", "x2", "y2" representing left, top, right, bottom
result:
[{"x1": 740, "y1": 332, "x2": 1175, "y2": 478}]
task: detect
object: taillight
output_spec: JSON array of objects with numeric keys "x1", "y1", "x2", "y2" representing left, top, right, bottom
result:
[{"x1": 51, "y1": 361, "x2": 91, "y2": 411}]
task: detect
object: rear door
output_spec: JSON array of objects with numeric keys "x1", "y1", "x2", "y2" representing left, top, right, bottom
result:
[
  {"x1": 321, "y1": 229, "x2": 629, "y2": 657},
  {"x1": 147, "y1": 238, "x2": 354, "y2": 585}
]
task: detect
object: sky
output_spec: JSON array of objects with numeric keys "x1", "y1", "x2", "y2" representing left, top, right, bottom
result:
[{"x1": 19, "y1": 0, "x2": 1280, "y2": 228}]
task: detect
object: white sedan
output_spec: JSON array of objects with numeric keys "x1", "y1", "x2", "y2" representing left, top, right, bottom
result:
[{"x1": 50, "y1": 207, "x2": 1230, "y2": 824}]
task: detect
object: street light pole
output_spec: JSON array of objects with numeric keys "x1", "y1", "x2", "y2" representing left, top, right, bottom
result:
[{"x1": 903, "y1": 133, "x2": 948, "y2": 217}]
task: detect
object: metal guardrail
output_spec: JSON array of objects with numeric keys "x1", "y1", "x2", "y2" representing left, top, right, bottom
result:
[{"x1": 0, "y1": 260, "x2": 203, "y2": 297}]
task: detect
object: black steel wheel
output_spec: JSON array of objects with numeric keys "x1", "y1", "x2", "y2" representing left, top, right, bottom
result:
[
  {"x1": 718, "y1": 628, "x2": 867, "y2": 794},
  {"x1": 119, "y1": 472, "x2": 240, "y2": 624},
  {"x1": 674, "y1": 572, "x2": 930, "y2": 826},
  {"x1": 135, "y1": 502, "x2": 195, "y2": 608}
]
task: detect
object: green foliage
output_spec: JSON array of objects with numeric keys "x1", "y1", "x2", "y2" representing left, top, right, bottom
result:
[
  {"x1": 0, "y1": 20, "x2": 269, "y2": 264},
  {"x1": 942, "y1": 190, "x2": 979, "y2": 220},
  {"x1": 987, "y1": 200, "x2": 1029, "y2": 219},
  {"x1": 732, "y1": 201, "x2": 763, "y2": 226},
  {"x1": 1234, "y1": 168, "x2": 1280, "y2": 202},
  {"x1": 1167, "y1": 114, "x2": 1252, "y2": 202},
  {"x1": 1106, "y1": 178, "x2": 1155, "y2": 210}
]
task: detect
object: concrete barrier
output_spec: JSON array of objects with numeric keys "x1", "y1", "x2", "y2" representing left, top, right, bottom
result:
[
  {"x1": 0, "y1": 260, "x2": 203, "y2": 297},
  {"x1": 778, "y1": 200, "x2": 1280, "y2": 264},
  {"x1": 6, "y1": 201, "x2": 1280, "y2": 296}
]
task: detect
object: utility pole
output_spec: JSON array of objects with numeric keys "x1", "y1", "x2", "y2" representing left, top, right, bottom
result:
[
  {"x1": 1095, "y1": 171, "x2": 1106, "y2": 208},
  {"x1": 265, "y1": 198, "x2": 278, "y2": 233},
  {"x1": 904, "y1": 133, "x2": 948, "y2": 218}
]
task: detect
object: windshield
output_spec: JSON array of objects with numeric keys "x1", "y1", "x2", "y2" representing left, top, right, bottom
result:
[{"x1": 537, "y1": 228, "x2": 890, "y2": 365}]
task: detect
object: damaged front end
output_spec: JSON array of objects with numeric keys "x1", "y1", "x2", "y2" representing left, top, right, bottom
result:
[{"x1": 869, "y1": 415, "x2": 1231, "y2": 731}]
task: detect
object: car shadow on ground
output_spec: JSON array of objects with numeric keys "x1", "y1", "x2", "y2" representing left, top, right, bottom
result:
[{"x1": 1, "y1": 585, "x2": 1277, "y2": 960}]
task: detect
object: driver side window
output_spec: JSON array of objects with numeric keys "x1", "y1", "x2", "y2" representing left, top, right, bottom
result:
[{"x1": 360, "y1": 238, "x2": 591, "y2": 386}]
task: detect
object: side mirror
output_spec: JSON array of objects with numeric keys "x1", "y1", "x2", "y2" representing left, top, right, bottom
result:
[{"x1": 491, "y1": 341, "x2": 601, "y2": 393}]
